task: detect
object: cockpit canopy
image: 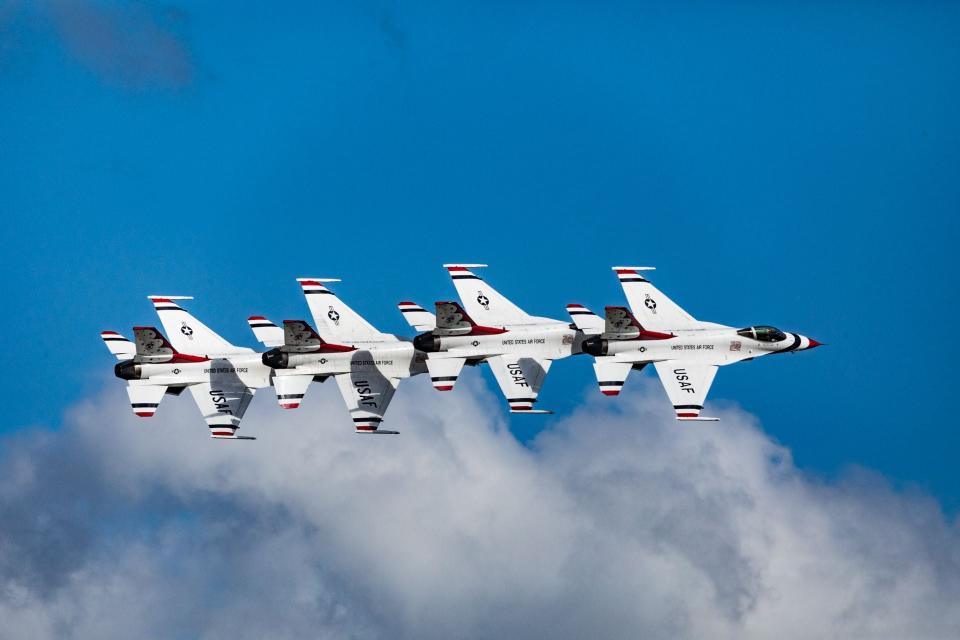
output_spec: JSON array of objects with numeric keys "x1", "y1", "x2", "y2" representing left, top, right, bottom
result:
[{"x1": 737, "y1": 325, "x2": 787, "y2": 343}]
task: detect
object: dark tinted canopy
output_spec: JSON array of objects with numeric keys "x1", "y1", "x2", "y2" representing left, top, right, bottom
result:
[{"x1": 737, "y1": 325, "x2": 787, "y2": 343}]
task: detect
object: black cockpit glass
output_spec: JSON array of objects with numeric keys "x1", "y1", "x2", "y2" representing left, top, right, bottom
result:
[{"x1": 737, "y1": 326, "x2": 787, "y2": 342}]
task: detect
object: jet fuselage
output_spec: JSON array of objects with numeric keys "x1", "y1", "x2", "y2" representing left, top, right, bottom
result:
[{"x1": 582, "y1": 326, "x2": 819, "y2": 367}]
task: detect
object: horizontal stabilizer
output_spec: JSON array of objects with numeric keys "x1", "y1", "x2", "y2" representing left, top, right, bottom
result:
[
  {"x1": 510, "y1": 408, "x2": 553, "y2": 415},
  {"x1": 210, "y1": 434, "x2": 258, "y2": 440},
  {"x1": 593, "y1": 358, "x2": 633, "y2": 396},
  {"x1": 125, "y1": 382, "x2": 167, "y2": 418},
  {"x1": 425, "y1": 356, "x2": 466, "y2": 391},
  {"x1": 273, "y1": 373, "x2": 313, "y2": 409},
  {"x1": 247, "y1": 316, "x2": 284, "y2": 348},
  {"x1": 677, "y1": 416, "x2": 719, "y2": 422},
  {"x1": 566, "y1": 304, "x2": 604, "y2": 333},
  {"x1": 355, "y1": 429, "x2": 400, "y2": 435},
  {"x1": 398, "y1": 301, "x2": 436, "y2": 332},
  {"x1": 101, "y1": 331, "x2": 136, "y2": 360}
]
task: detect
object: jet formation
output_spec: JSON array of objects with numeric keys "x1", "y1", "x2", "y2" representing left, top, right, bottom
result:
[{"x1": 102, "y1": 265, "x2": 820, "y2": 439}]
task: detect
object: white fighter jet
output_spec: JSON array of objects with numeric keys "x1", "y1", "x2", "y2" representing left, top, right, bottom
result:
[
  {"x1": 101, "y1": 296, "x2": 274, "y2": 439},
  {"x1": 254, "y1": 279, "x2": 426, "y2": 434},
  {"x1": 399, "y1": 264, "x2": 580, "y2": 414},
  {"x1": 570, "y1": 267, "x2": 821, "y2": 421}
]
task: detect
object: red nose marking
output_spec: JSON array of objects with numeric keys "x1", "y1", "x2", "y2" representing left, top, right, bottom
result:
[{"x1": 807, "y1": 338, "x2": 822, "y2": 349}]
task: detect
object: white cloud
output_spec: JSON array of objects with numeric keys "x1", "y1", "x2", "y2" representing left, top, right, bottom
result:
[{"x1": 1, "y1": 374, "x2": 958, "y2": 640}]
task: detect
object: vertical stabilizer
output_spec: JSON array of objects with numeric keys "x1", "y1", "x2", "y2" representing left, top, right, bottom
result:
[{"x1": 148, "y1": 296, "x2": 252, "y2": 355}]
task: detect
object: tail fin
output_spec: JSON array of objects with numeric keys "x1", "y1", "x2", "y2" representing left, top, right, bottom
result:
[
  {"x1": 297, "y1": 278, "x2": 389, "y2": 342},
  {"x1": 148, "y1": 296, "x2": 252, "y2": 356},
  {"x1": 101, "y1": 331, "x2": 136, "y2": 360},
  {"x1": 247, "y1": 316, "x2": 284, "y2": 348},
  {"x1": 443, "y1": 264, "x2": 532, "y2": 325},
  {"x1": 566, "y1": 304, "x2": 604, "y2": 333},
  {"x1": 398, "y1": 301, "x2": 436, "y2": 332},
  {"x1": 612, "y1": 267, "x2": 701, "y2": 332}
]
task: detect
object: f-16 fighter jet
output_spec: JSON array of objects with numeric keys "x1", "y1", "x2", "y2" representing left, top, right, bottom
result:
[
  {"x1": 101, "y1": 296, "x2": 274, "y2": 439},
  {"x1": 255, "y1": 279, "x2": 426, "y2": 434},
  {"x1": 399, "y1": 264, "x2": 580, "y2": 414},
  {"x1": 571, "y1": 267, "x2": 821, "y2": 421}
]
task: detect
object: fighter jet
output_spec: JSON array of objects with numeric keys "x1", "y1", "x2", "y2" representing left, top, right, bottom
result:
[
  {"x1": 571, "y1": 267, "x2": 821, "y2": 420},
  {"x1": 399, "y1": 264, "x2": 580, "y2": 414},
  {"x1": 255, "y1": 279, "x2": 427, "y2": 434},
  {"x1": 101, "y1": 296, "x2": 274, "y2": 439}
]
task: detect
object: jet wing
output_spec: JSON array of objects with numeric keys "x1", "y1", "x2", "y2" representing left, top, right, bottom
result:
[
  {"x1": 486, "y1": 354, "x2": 553, "y2": 413},
  {"x1": 188, "y1": 380, "x2": 257, "y2": 439},
  {"x1": 652, "y1": 361, "x2": 718, "y2": 421},
  {"x1": 333, "y1": 370, "x2": 401, "y2": 434}
]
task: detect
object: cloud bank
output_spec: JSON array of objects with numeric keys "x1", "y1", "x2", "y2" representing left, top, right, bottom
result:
[{"x1": 1, "y1": 375, "x2": 958, "y2": 639}]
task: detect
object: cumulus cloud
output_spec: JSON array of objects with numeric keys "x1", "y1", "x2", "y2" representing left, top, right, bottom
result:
[{"x1": 1, "y1": 374, "x2": 959, "y2": 639}]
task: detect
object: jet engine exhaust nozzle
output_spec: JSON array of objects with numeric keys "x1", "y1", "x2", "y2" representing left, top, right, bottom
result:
[
  {"x1": 262, "y1": 349, "x2": 290, "y2": 369},
  {"x1": 581, "y1": 336, "x2": 609, "y2": 357},
  {"x1": 413, "y1": 332, "x2": 439, "y2": 353},
  {"x1": 114, "y1": 360, "x2": 141, "y2": 380}
]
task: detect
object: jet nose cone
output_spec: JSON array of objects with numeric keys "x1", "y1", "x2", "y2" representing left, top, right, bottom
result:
[{"x1": 806, "y1": 337, "x2": 823, "y2": 349}]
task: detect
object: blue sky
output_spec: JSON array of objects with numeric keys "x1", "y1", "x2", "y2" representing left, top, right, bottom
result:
[{"x1": 2, "y1": 1, "x2": 958, "y2": 508}]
